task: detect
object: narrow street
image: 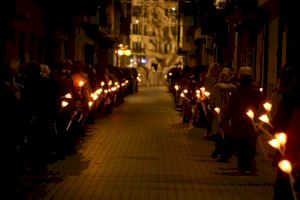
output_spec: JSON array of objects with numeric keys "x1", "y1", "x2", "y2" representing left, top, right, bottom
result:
[{"x1": 26, "y1": 86, "x2": 276, "y2": 200}]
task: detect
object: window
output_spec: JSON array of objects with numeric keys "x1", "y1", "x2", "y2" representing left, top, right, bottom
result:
[
  {"x1": 132, "y1": 6, "x2": 141, "y2": 17},
  {"x1": 132, "y1": 42, "x2": 142, "y2": 52},
  {"x1": 132, "y1": 24, "x2": 141, "y2": 35}
]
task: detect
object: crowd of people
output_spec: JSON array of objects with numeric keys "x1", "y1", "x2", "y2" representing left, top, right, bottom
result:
[{"x1": 167, "y1": 62, "x2": 300, "y2": 199}]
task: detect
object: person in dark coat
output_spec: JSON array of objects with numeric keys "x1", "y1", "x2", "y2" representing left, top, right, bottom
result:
[
  {"x1": 222, "y1": 66, "x2": 264, "y2": 174},
  {"x1": 272, "y1": 68, "x2": 300, "y2": 200}
]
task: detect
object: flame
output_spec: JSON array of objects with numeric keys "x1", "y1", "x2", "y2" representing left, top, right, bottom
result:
[
  {"x1": 204, "y1": 91, "x2": 210, "y2": 97},
  {"x1": 90, "y1": 93, "x2": 99, "y2": 100},
  {"x1": 61, "y1": 101, "x2": 69, "y2": 108},
  {"x1": 268, "y1": 139, "x2": 281, "y2": 149},
  {"x1": 263, "y1": 102, "x2": 272, "y2": 112},
  {"x1": 196, "y1": 94, "x2": 201, "y2": 98},
  {"x1": 174, "y1": 85, "x2": 179, "y2": 91},
  {"x1": 196, "y1": 90, "x2": 200, "y2": 94},
  {"x1": 78, "y1": 80, "x2": 84, "y2": 87},
  {"x1": 278, "y1": 159, "x2": 292, "y2": 174},
  {"x1": 246, "y1": 109, "x2": 254, "y2": 119},
  {"x1": 88, "y1": 101, "x2": 93, "y2": 107},
  {"x1": 259, "y1": 114, "x2": 270, "y2": 124},
  {"x1": 65, "y1": 93, "x2": 72, "y2": 99},
  {"x1": 96, "y1": 88, "x2": 103, "y2": 95},
  {"x1": 259, "y1": 87, "x2": 263, "y2": 92},
  {"x1": 275, "y1": 132, "x2": 287, "y2": 145},
  {"x1": 183, "y1": 89, "x2": 188, "y2": 94},
  {"x1": 104, "y1": 89, "x2": 109, "y2": 94},
  {"x1": 180, "y1": 92, "x2": 185, "y2": 97},
  {"x1": 108, "y1": 80, "x2": 112, "y2": 86},
  {"x1": 125, "y1": 80, "x2": 129, "y2": 84},
  {"x1": 101, "y1": 81, "x2": 105, "y2": 86},
  {"x1": 200, "y1": 87, "x2": 205, "y2": 93},
  {"x1": 214, "y1": 107, "x2": 220, "y2": 114},
  {"x1": 114, "y1": 82, "x2": 119, "y2": 86},
  {"x1": 169, "y1": 72, "x2": 173, "y2": 76}
]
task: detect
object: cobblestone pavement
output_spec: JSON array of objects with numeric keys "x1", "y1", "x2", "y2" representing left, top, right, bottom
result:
[{"x1": 25, "y1": 86, "x2": 276, "y2": 200}]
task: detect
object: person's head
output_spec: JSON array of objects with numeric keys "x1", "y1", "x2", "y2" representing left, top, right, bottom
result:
[
  {"x1": 218, "y1": 67, "x2": 233, "y2": 83},
  {"x1": 206, "y1": 63, "x2": 221, "y2": 79},
  {"x1": 238, "y1": 66, "x2": 253, "y2": 86}
]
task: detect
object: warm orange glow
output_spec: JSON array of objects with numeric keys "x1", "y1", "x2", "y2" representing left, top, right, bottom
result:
[
  {"x1": 101, "y1": 81, "x2": 105, "y2": 86},
  {"x1": 117, "y1": 49, "x2": 124, "y2": 56},
  {"x1": 124, "y1": 49, "x2": 131, "y2": 56},
  {"x1": 90, "y1": 93, "x2": 99, "y2": 100},
  {"x1": 88, "y1": 101, "x2": 93, "y2": 107},
  {"x1": 268, "y1": 139, "x2": 281, "y2": 149},
  {"x1": 180, "y1": 92, "x2": 185, "y2": 97},
  {"x1": 169, "y1": 72, "x2": 173, "y2": 76},
  {"x1": 263, "y1": 102, "x2": 272, "y2": 112},
  {"x1": 196, "y1": 94, "x2": 200, "y2": 98},
  {"x1": 214, "y1": 107, "x2": 220, "y2": 114},
  {"x1": 183, "y1": 89, "x2": 188, "y2": 94},
  {"x1": 174, "y1": 85, "x2": 179, "y2": 91},
  {"x1": 259, "y1": 114, "x2": 270, "y2": 124},
  {"x1": 200, "y1": 87, "x2": 205, "y2": 93},
  {"x1": 104, "y1": 89, "x2": 108, "y2": 94},
  {"x1": 125, "y1": 80, "x2": 129, "y2": 84},
  {"x1": 196, "y1": 90, "x2": 200, "y2": 94},
  {"x1": 108, "y1": 80, "x2": 112, "y2": 86},
  {"x1": 61, "y1": 101, "x2": 69, "y2": 108},
  {"x1": 259, "y1": 87, "x2": 263, "y2": 92},
  {"x1": 96, "y1": 88, "x2": 102, "y2": 95},
  {"x1": 114, "y1": 82, "x2": 119, "y2": 86},
  {"x1": 78, "y1": 80, "x2": 84, "y2": 87},
  {"x1": 64, "y1": 93, "x2": 72, "y2": 99},
  {"x1": 275, "y1": 132, "x2": 287, "y2": 146},
  {"x1": 204, "y1": 91, "x2": 210, "y2": 97},
  {"x1": 278, "y1": 160, "x2": 292, "y2": 174},
  {"x1": 246, "y1": 109, "x2": 254, "y2": 119}
]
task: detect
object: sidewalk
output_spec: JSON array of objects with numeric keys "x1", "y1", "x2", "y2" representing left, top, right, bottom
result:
[{"x1": 22, "y1": 86, "x2": 276, "y2": 200}]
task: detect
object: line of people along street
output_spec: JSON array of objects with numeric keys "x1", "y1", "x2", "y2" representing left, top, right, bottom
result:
[
  {"x1": 167, "y1": 63, "x2": 300, "y2": 199},
  {"x1": 0, "y1": 60, "x2": 140, "y2": 197}
]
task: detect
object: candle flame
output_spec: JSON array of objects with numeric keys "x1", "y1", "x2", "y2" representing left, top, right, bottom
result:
[
  {"x1": 268, "y1": 139, "x2": 281, "y2": 149},
  {"x1": 90, "y1": 93, "x2": 99, "y2": 100},
  {"x1": 278, "y1": 159, "x2": 292, "y2": 174},
  {"x1": 196, "y1": 94, "x2": 201, "y2": 98},
  {"x1": 259, "y1": 87, "x2": 263, "y2": 92},
  {"x1": 96, "y1": 88, "x2": 102, "y2": 95},
  {"x1": 275, "y1": 132, "x2": 287, "y2": 145},
  {"x1": 78, "y1": 80, "x2": 84, "y2": 87},
  {"x1": 61, "y1": 100, "x2": 69, "y2": 108},
  {"x1": 204, "y1": 91, "x2": 210, "y2": 97},
  {"x1": 263, "y1": 102, "x2": 272, "y2": 112},
  {"x1": 101, "y1": 81, "x2": 105, "y2": 86},
  {"x1": 88, "y1": 101, "x2": 93, "y2": 107},
  {"x1": 65, "y1": 93, "x2": 72, "y2": 99},
  {"x1": 180, "y1": 92, "x2": 185, "y2": 97},
  {"x1": 196, "y1": 90, "x2": 200, "y2": 94},
  {"x1": 183, "y1": 89, "x2": 188, "y2": 94},
  {"x1": 108, "y1": 80, "x2": 112, "y2": 86},
  {"x1": 246, "y1": 110, "x2": 254, "y2": 119},
  {"x1": 259, "y1": 114, "x2": 270, "y2": 124},
  {"x1": 114, "y1": 82, "x2": 119, "y2": 86},
  {"x1": 104, "y1": 89, "x2": 108, "y2": 94},
  {"x1": 200, "y1": 87, "x2": 205, "y2": 93},
  {"x1": 174, "y1": 85, "x2": 179, "y2": 91},
  {"x1": 214, "y1": 107, "x2": 220, "y2": 114}
]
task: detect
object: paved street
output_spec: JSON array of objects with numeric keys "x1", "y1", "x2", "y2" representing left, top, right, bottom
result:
[{"x1": 25, "y1": 86, "x2": 276, "y2": 200}]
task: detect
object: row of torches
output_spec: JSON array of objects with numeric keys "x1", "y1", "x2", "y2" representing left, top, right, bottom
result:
[
  {"x1": 61, "y1": 79, "x2": 130, "y2": 110},
  {"x1": 175, "y1": 84, "x2": 296, "y2": 198}
]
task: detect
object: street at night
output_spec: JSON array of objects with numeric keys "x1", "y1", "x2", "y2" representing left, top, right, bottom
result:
[
  {"x1": 19, "y1": 86, "x2": 275, "y2": 199},
  {"x1": 1, "y1": 0, "x2": 300, "y2": 199}
]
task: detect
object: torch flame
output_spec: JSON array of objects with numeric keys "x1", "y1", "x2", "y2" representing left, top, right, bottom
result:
[
  {"x1": 61, "y1": 101, "x2": 69, "y2": 108},
  {"x1": 88, "y1": 101, "x2": 93, "y2": 107},
  {"x1": 263, "y1": 102, "x2": 272, "y2": 112},
  {"x1": 183, "y1": 89, "x2": 188, "y2": 94},
  {"x1": 96, "y1": 88, "x2": 103, "y2": 95},
  {"x1": 200, "y1": 87, "x2": 205, "y2": 93},
  {"x1": 196, "y1": 90, "x2": 200, "y2": 94},
  {"x1": 204, "y1": 91, "x2": 210, "y2": 97},
  {"x1": 246, "y1": 110, "x2": 254, "y2": 119},
  {"x1": 78, "y1": 80, "x2": 84, "y2": 87},
  {"x1": 114, "y1": 82, "x2": 119, "y2": 86},
  {"x1": 259, "y1": 87, "x2": 263, "y2": 92},
  {"x1": 101, "y1": 81, "x2": 105, "y2": 86},
  {"x1": 275, "y1": 132, "x2": 287, "y2": 145},
  {"x1": 214, "y1": 107, "x2": 220, "y2": 114},
  {"x1": 174, "y1": 85, "x2": 179, "y2": 91},
  {"x1": 65, "y1": 93, "x2": 72, "y2": 99},
  {"x1": 278, "y1": 159, "x2": 292, "y2": 174},
  {"x1": 180, "y1": 92, "x2": 185, "y2": 97},
  {"x1": 259, "y1": 114, "x2": 270, "y2": 124},
  {"x1": 268, "y1": 139, "x2": 281, "y2": 149}
]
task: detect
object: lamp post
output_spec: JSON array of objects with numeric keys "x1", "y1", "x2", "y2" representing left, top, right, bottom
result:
[{"x1": 116, "y1": 44, "x2": 131, "y2": 67}]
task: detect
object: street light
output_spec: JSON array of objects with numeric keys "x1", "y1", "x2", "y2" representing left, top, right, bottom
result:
[{"x1": 116, "y1": 45, "x2": 132, "y2": 67}]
